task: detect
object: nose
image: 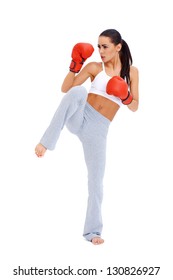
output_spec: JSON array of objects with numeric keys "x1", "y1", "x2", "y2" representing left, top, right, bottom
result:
[{"x1": 99, "y1": 47, "x2": 104, "y2": 55}]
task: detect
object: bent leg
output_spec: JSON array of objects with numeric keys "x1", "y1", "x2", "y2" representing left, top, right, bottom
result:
[{"x1": 39, "y1": 86, "x2": 88, "y2": 150}]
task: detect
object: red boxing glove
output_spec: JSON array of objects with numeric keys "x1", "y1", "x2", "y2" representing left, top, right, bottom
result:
[
  {"x1": 69, "y1": 43, "x2": 94, "y2": 73},
  {"x1": 106, "y1": 76, "x2": 133, "y2": 105}
]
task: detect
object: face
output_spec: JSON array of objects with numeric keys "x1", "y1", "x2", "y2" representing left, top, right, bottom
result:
[{"x1": 98, "y1": 36, "x2": 121, "y2": 62}]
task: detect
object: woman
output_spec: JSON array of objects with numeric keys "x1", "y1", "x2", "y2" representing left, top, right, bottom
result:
[{"x1": 35, "y1": 29, "x2": 139, "y2": 245}]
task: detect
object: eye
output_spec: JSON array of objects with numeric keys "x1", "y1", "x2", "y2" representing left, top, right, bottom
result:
[{"x1": 97, "y1": 44, "x2": 108, "y2": 49}]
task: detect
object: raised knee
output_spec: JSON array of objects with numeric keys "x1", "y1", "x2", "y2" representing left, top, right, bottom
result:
[{"x1": 69, "y1": 85, "x2": 87, "y2": 96}]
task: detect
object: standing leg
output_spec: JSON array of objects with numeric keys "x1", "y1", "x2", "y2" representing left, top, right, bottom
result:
[
  {"x1": 82, "y1": 136, "x2": 107, "y2": 242},
  {"x1": 39, "y1": 86, "x2": 88, "y2": 150},
  {"x1": 78, "y1": 103, "x2": 110, "y2": 243}
]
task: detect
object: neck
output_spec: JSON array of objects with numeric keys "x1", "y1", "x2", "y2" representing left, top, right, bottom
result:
[{"x1": 105, "y1": 56, "x2": 122, "y2": 76}]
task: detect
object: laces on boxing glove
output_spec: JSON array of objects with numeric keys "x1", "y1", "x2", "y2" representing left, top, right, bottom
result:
[
  {"x1": 122, "y1": 91, "x2": 133, "y2": 105},
  {"x1": 69, "y1": 57, "x2": 85, "y2": 73}
]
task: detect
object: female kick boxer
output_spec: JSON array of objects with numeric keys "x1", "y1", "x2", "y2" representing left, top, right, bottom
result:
[{"x1": 35, "y1": 29, "x2": 139, "y2": 245}]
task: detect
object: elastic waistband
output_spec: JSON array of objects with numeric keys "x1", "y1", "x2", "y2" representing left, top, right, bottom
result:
[{"x1": 85, "y1": 102, "x2": 111, "y2": 126}]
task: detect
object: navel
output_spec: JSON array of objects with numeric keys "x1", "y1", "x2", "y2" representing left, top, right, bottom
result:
[{"x1": 98, "y1": 104, "x2": 103, "y2": 111}]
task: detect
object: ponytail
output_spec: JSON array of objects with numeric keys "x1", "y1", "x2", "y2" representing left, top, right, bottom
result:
[{"x1": 120, "y1": 39, "x2": 133, "y2": 85}]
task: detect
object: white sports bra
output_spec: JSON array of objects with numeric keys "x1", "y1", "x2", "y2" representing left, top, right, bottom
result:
[{"x1": 89, "y1": 63, "x2": 122, "y2": 106}]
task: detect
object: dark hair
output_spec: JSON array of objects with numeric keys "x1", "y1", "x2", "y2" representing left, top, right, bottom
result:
[{"x1": 99, "y1": 29, "x2": 132, "y2": 85}]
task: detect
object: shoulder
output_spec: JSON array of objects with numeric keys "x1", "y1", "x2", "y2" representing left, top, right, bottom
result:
[
  {"x1": 85, "y1": 61, "x2": 102, "y2": 72},
  {"x1": 130, "y1": 65, "x2": 139, "y2": 76},
  {"x1": 84, "y1": 62, "x2": 102, "y2": 79},
  {"x1": 72, "y1": 62, "x2": 102, "y2": 86},
  {"x1": 130, "y1": 66, "x2": 139, "y2": 80}
]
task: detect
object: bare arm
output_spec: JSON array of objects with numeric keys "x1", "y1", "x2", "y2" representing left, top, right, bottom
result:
[
  {"x1": 61, "y1": 62, "x2": 96, "y2": 93},
  {"x1": 127, "y1": 66, "x2": 139, "y2": 112},
  {"x1": 61, "y1": 71, "x2": 76, "y2": 92}
]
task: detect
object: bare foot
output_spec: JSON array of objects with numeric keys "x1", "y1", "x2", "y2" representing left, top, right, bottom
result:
[
  {"x1": 35, "y1": 143, "x2": 47, "y2": 157},
  {"x1": 91, "y1": 237, "x2": 104, "y2": 245}
]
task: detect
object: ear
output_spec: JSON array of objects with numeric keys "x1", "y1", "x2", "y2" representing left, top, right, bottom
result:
[{"x1": 116, "y1": 43, "x2": 122, "y2": 52}]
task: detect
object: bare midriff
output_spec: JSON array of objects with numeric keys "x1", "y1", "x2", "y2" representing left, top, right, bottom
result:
[{"x1": 87, "y1": 93, "x2": 120, "y2": 121}]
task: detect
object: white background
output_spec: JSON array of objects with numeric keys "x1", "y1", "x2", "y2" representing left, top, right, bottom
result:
[{"x1": 0, "y1": 0, "x2": 173, "y2": 279}]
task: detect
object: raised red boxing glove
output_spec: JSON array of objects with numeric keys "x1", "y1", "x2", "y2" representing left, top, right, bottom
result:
[
  {"x1": 69, "y1": 43, "x2": 94, "y2": 73},
  {"x1": 106, "y1": 76, "x2": 133, "y2": 105}
]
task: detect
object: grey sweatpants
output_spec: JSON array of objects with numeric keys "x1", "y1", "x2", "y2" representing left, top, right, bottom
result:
[{"x1": 40, "y1": 86, "x2": 111, "y2": 241}]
